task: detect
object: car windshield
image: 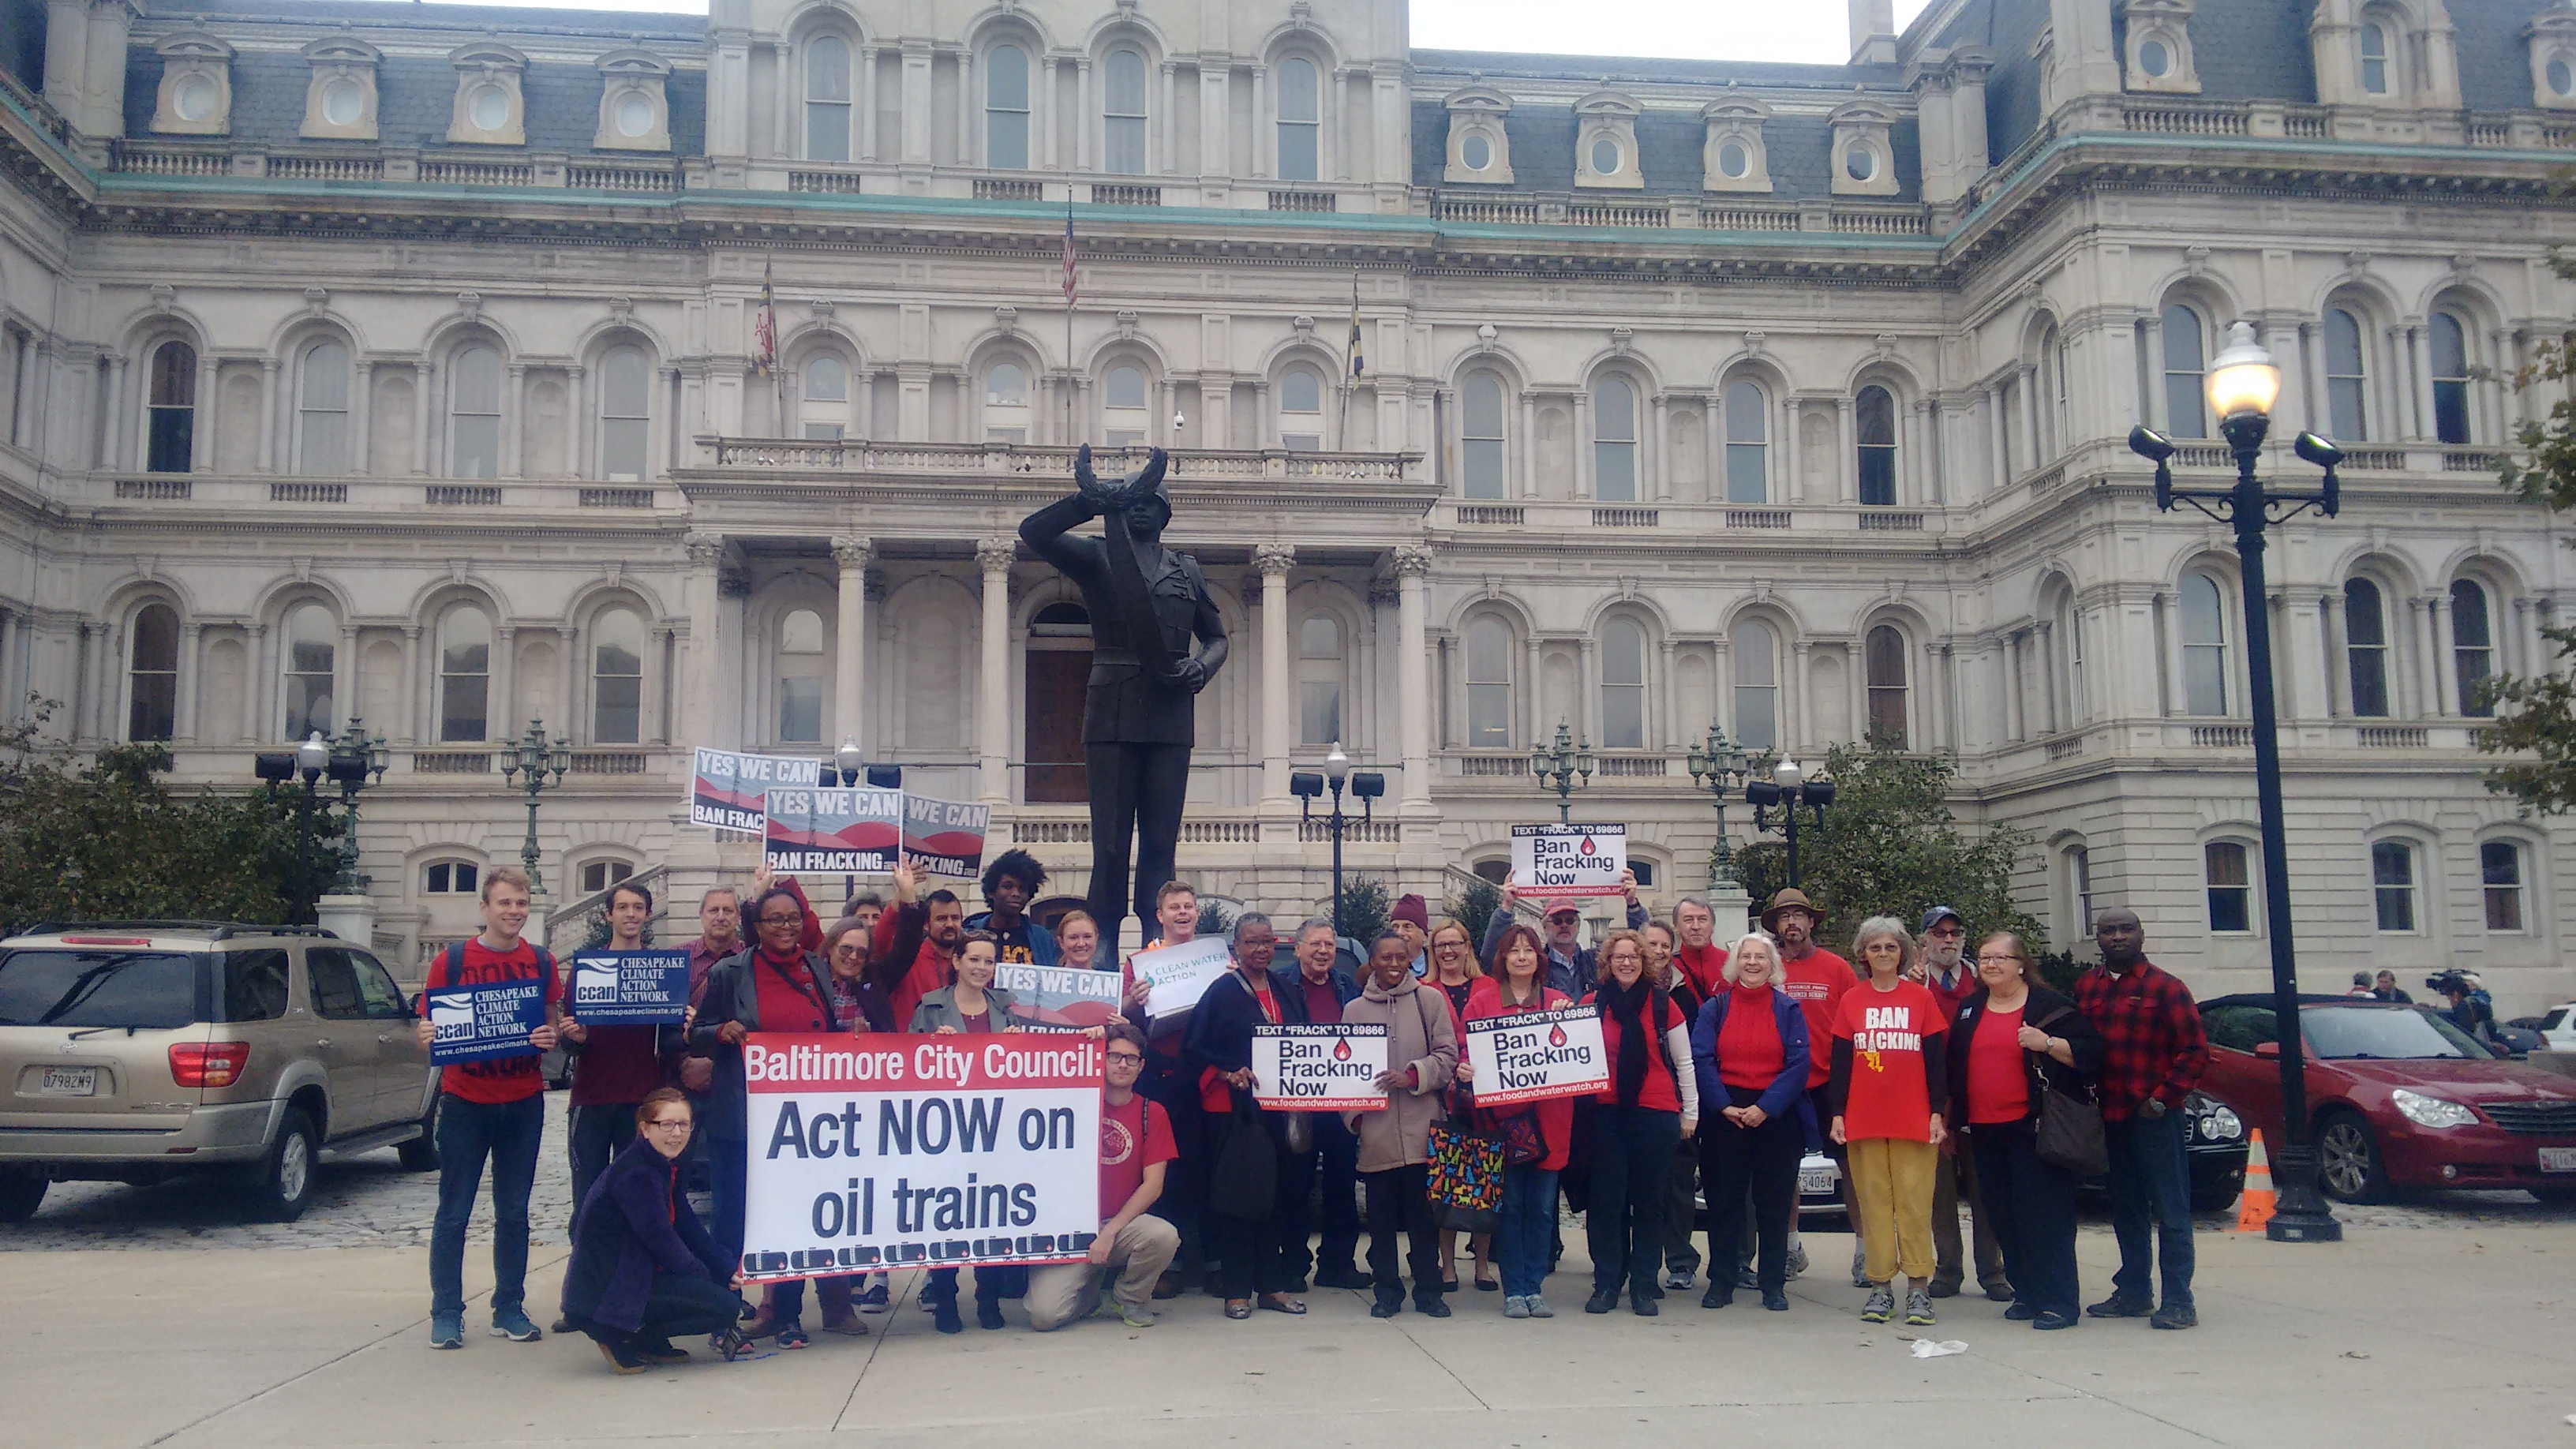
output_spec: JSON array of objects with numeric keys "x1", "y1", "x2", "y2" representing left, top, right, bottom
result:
[
  {"x1": 0, "y1": 949, "x2": 199, "y2": 1029},
  {"x1": 2301, "y1": 1004, "x2": 2491, "y2": 1061}
]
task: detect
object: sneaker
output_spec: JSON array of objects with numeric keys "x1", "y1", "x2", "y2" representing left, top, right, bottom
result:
[
  {"x1": 1583, "y1": 1287, "x2": 1619, "y2": 1315},
  {"x1": 1503, "y1": 1295, "x2": 1531, "y2": 1320},
  {"x1": 1859, "y1": 1287, "x2": 1895, "y2": 1324},
  {"x1": 773, "y1": 1324, "x2": 808, "y2": 1350},
  {"x1": 859, "y1": 1280, "x2": 890, "y2": 1314},
  {"x1": 1525, "y1": 1295, "x2": 1556, "y2": 1319},
  {"x1": 2087, "y1": 1293, "x2": 2154, "y2": 1319},
  {"x1": 1904, "y1": 1289, "x2": 1936, "y2": 1327},
  {"x1": 429, "y1": 1312, "x2": 464, "y2": 1350},
  {"x1": 490, "y1": 1307, "x2": 542, "y2": 1342},
  {"x1": 976, "y1": 1298, "x2": 1006, "y2": 1331},
  {"x1": 1851, "y1": 1246, "x2": 1873, "y2": 1289},
  {"x1": 2151, "y1": 1302, "x2": 2198, "y2": 1331},
  {"x1": 1784, "y1": 1241, "x2": 1809, "y2": 1280},
  {"x1": 1661, "y1": 1267, "x2": 1694, "y2": 1291},
  {"x1": 597, "y1": 1340, "x2": 647, "y2": 1376},
  {"x1": 1114, "y1": 1300, "x2": 1157, "y2": 1328},
  {"x1": 933, "y1": 1298, "x2": 963, "y2": 1334},
  {"x1": 633, "y1": 1339, "x2": 691, "y2": 1365},
  {"x1": 1736, "y1": 1265, "x2": 1758, "y2": 1290}
]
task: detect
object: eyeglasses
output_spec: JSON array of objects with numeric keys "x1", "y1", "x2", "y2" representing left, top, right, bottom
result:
[
  {"x1": 1975, "y1": 952, "x2": 2026, "y2": 964},
  {"x1": 642, "y1": 1118, "x2": 692, "y2": 1132},
  {"x1": 1104, "y1": 1052, "x2": 1144, "y2": 1065},
  {"x1": 758, "y1": 915, "x2": 803, "y2": 927}
]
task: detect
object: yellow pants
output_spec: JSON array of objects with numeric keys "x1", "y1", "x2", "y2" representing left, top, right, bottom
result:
[{"x1": 1845, "y1": 1136, "x2": 1939, "y2": 1286}]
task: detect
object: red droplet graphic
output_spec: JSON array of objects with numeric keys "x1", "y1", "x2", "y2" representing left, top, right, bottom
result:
[
  {"x1": 1332, "y1": 1038, "x2": 1353, "y2": 1062},
  {"x1": 1578, "y1": 836, "x2": 1597, "y2": 856},
  {"x1": 1548, "y1": 1024, "x2": 1568, "y2": 1047}
]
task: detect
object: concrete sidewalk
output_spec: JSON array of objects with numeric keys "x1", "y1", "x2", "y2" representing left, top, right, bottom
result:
[{"x1": 3, "y1": 1219, "x2": 2567, "y2": 1447}]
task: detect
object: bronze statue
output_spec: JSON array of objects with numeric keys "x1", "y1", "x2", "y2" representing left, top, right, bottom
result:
[{"x1": 1019, "y1": 447, "x2": 1228, "y2": 948}]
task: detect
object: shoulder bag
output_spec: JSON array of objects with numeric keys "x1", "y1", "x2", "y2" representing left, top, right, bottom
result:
[{"x1": 2027, "y1": 1005, "x2": 2109, "y2": 1178}]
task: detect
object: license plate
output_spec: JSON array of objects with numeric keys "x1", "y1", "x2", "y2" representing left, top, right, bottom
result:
[
  {"x1": 2541, "y1": 1148, "x2": 2576, "y2": 1174},
  {"x1": 1799, "y1": 1166, "x2": 1836, "y2": 1196},
  {"x1": 39, "y1": 1066, "x2": 97, "y2": 1096}
]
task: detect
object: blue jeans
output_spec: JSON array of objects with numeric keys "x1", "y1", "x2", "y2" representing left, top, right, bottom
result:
[
  {"x1": 429, "y1": 1091, "x2": 544, "y2": 1316},
  {"x1": 709, "y1": 1133, "x2": 804, "y2": 1327},
  {"x1": 2106, "y1": 1110, "x2": 2195, "y2": 1308},
  {"x1": 1497, "y1": 1164, "x2": 1559, "y2": 1298}
]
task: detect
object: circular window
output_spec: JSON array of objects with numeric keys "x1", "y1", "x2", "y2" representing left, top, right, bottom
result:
[
  {"x1": 320, "y1": 77, "x2": 364, "y2": 127},
  {"x1": 1589, "y1": 137, "x2": 1620, "y2": 175},
  {"x1": 2553, "y1": 58, "x2": 2574, "y2": 96},
  {"x1": 614, "y1": 92, "x2": 655, "y2": 138},
  {"x1": 173, "y1": 74, "x2": 217, "y2": 122},
  {"x1": 469, "y1": 84, "x2": 510, "y2": 133},
  {"x1": 1461, "y1": 133, "x2": 1491, "y2": 171},
  {"x1": 1718, "y1": 140, "x2": 1750, "y2": 179},
  {"x1": 1844, "y1": 144, "x2": 1877, "y2": 182},
  {"x1": 2140, "y1": 39, "x2": 2170, "y2": 78}
]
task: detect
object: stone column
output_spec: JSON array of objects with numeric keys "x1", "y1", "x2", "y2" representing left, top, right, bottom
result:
[
  {"x1": 682, "y1": 534, "x2": 724, "y2": 747},
  {"x1": 411, "y1": 361, "x2": 432, "y2": 475},
  {"x1": 1835, "y1": 394, "x2": 1856, "y2": 503},
  {"x1": 833, "y1": 537, "x2": 873, "y2": 758},
  {"x1": 2426, "y1": 593, "x2": 2455, "y2": 716},
  {"x1": 1393, "y1": 544, "x2": 1432, "y2": 810},
  {"x1": 398, "y1": 624, "x2": 421, "y2": 745},
  {"x1": 977, "y1": 538, "x2": 1015, "y2": 804},
  {"x1": 350, "y1": 360, "x2": 373, "y2": 476},
  {"x1": 103, "y1": 352, "x2": 127, "y2": 471},
  {"x1": 257, "y1": 358, "x2": 279, "y2": 474},
  {"x1": 174, "y1": 622, "x2": 200, "y2": 743},
  {"x1": 492, "y1": 626, "x2": 518, "y2": 740},
  {"x1": 502, "y1": 362, "x2": 526, "y2": 478},
  {"x1": 242, "y1": 622, "x2": 267, "y2": 743},
  {"x1": 1255, "y1": 542, "x2": 1295, "y2": 806}
]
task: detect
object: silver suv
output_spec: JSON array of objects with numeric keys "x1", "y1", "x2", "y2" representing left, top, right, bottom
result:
[{"x1": 0, "y1": 922, "x2": 438, "y2": 1222}]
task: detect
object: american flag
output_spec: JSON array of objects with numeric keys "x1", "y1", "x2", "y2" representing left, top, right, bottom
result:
[
  {"x1": 751, "y1": 260, "x2": 777, "y2": 376},
  {"x1": 1061, "y1": 200, "x2": 1078, "y2": 305},
  {"x1": 1346, "y1": 271, "x2": 1365, "y2": 379}
]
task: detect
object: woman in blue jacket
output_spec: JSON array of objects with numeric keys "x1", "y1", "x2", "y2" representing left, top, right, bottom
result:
[
  {"x1": 1690, "y1": 931, "x2": 1811, "y2": 1312},
  {"x1": 560, "y1": 1089, "x2": 754, "y2": 1372}
]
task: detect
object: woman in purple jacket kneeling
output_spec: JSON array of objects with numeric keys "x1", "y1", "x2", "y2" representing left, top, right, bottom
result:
[{"x1": 560, "y1": 1088, "x2": 755, "y2": 1372}]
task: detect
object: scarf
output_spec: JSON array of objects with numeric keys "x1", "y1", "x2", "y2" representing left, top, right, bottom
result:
[{"x1": 1601, "y1": 974, "x2": 1656, "y2": 1107}]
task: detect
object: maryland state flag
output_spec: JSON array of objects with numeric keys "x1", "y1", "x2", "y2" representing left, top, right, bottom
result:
[
  {"x1": 1346, "y1": 271, "x2": 1365, "y2": 379},
  {"x1": 751, "y1": 259, "x2": 777, "y2": 376}
]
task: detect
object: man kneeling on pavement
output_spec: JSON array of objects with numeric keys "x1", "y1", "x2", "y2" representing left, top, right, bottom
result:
[{"x1": 1025, "y1": 1020, "x2": 1182, "y2": 1330}]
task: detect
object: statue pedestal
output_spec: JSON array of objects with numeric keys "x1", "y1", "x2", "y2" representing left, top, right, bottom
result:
[
  {"x1": 1705, "y1": 881, "x2": 1752, "y2": 944},
  {"x1": 316, "y1": 893, "x2": 376, "y2": 948}
]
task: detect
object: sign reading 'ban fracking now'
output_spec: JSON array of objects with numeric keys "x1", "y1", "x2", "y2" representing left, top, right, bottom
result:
[{"x1": 1249, "y1": 1024, "x2": 1388, "y2": 1111}]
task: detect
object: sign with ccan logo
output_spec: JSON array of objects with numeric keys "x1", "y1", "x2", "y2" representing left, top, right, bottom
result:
[{"x1": 567, "y1": 949, "x2": 691, "y2": 1026}]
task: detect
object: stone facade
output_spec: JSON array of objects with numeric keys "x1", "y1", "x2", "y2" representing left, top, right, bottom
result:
[{"x1": 0, "y1": 0, "x2": 2571, "y2": 1011}]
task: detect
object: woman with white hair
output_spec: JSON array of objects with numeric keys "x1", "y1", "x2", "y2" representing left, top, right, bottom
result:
[
  {"x1": 1688, "y1": 930, "x2": 1811, "y2": 1311},
  {"x1": 1829, "y1": 916, "x2": 1949, "y2": 1328}
]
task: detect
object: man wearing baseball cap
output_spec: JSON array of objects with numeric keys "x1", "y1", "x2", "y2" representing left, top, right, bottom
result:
[
  {"x1": 1479, "y1": 873, "x2": 1649, "y2": 998},
  {"x1": 1911, "y1": 906, "x2": 2008, "y2": 1301},
  {"x1": 1761, "y1": 887, "x2": 1858, "y2": 1283}
]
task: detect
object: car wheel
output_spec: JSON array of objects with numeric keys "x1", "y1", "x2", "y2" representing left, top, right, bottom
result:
[
  {"x1": 2190, "y1": 1188, "x2": 2240, "y2": 1214},
  {"x1": 246, "y1": 1108, "x2": 320, "y2": 1222},
  {"x1": 396, "y1": 1099, "x2": 440, "y2": 1173},
  {"x1": 2314, "y1": 1109, "x2": 2389, "y2": 1204},
  {"x1": 0, "y1": 1173, "x2": 46, "y2": 1222}
]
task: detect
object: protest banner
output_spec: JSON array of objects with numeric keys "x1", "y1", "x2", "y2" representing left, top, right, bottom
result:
[
  {"x1": 1251, "y1": 1024, "x2": 1388, "y2": 1111},
  {"x1": 1462, "y1": 1004, "x2": 1610, "y2": 1106},
  {"x1": 764, "y1": 786, "x2": 903, "y2": 874},
  {"x1": 690, "y1": 748, "x2": 823, "y2": 833},
  {"x1": 1507, "y1": 823, "x2": 1627, "y2": 898},
  {"x1": 995, "y1": 964, "x2": 1122, "y2": 1032},
  {"x1": 1127, "y1": 937, "x2": 1234, "y2": 1020},
  {"x1": 566, "y1": 949, "x2": 691, "y2": 1026},
  {"x1": 901, "y1": 793, "x2": 992, "y2": 878},
  {"x1": 425, "y1": 979, "x2": 548, "y2": 1065},
  {"x1": 739, "y1": 1032, "x2": 1102, "y2": 1282}
]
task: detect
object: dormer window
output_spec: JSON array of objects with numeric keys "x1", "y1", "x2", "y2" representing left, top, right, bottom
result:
[
  {"x1": 593, "y1": 48, "x2": 672, "y2": 152},
  {"x1": 1701, "y1": 96, "x2": 1772, "y2": 193},
  {"x1": 1828, "y1": 99, "x2": 1899, "y2": 199},
  {"x1": 2360, "y1": 19, "x2": 2392, "y2": 95},
  {"x1": 2527, "y1": 6, "x2": 2576, "y2": 110},
  {"x1": 1574, "y1": 90, "x2": 1642, "y2": 189},
  {"x1": 2121, "y1": 0, "x2": 2200, "y2": 94},
  {"x1": 152, "y1": 30, "x2": 234, "y2": 136},
  {"x1": 449, "y1": 42, "x2": 529, "y2": 147},
  {"x1": 299, "y1": 35, "x2": 380, "y2": 141},
  {"x1": 1443, "y1": 85, "x2": 1514, "y2": 185}
]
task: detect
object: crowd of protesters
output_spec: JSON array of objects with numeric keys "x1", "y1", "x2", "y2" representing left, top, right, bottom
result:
[{"x1": 413, "y1": 848, "x2": 2211, "y2": 1370}]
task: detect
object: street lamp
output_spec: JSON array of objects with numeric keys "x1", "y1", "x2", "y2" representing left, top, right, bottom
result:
[
  {"x1": 1684, "y1": 722, "x2": 1751, "y2": 886},
  {"x1": 253, "y1": 719, "x2": 387, "y2": 926},
  {"x1": 1743, "y1": 756, "x2": 1835, "y2": 886},
  {"x1": 1291, "y1": 741, "x2": 1385, "y2": 939},
  {"x1": 1531, "y1": 719, "x2": 1594, "y2": 824},
  {"x1": 2129, "y1": 318, "x2": 2343, "y2": 1245},
  {"x1": 498, "y1": 718, "x2": 573, "y2": 895}
]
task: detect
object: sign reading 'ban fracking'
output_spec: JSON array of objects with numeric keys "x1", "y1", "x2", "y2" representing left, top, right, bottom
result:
[{"x1": 1249, "y1": 1024, "x2": 1388, "y2": 1111}]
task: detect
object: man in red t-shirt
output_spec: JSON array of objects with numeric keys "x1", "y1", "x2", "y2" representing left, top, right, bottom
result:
[
  {"x1": 1760, "y1": 888, "x2": 1856, "y2": 1281},
  {"x1": 1025, "y1": 1023, "x2": 1181, "y2": 1329},
  {"x1": 413, "y1": 866, "x2": 562, "y2": 1350}
]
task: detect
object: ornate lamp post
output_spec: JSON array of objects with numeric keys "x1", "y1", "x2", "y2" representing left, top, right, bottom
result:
[
  {"x1": 1531, "y1": 718, "x2": 1594, "y2": 824},
  {"x1": 1743, "y1": 757, "x2": 1835, "y2": 886},
  {"x1": 2129, "y1": 319, "x2": 2344, "y2": 1245},
  {"x1": 1292, "y1": 742, "x2": 1384, "y2": 938},
  {"x1": 498, "y1": 718, "x2": 573, "y2": 894},
  {"x1": 254, "y1": 719, "x2": 387, "y2": 926},
  {"x1": 1685, "y1": 722, "x2": 1750, "y2": 886}
]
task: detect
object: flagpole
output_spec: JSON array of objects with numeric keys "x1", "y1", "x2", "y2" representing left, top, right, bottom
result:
[
  {"x1": 1339, "y1": 268, "x2": 1361, "y2": 448},
  {"x1": 1063, "y1": 193, "x2": 1077, "y2": 445}
]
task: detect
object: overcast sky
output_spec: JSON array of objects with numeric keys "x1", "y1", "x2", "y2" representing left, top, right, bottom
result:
[{"x1": 424, "y1": 0, "x2": 1940, "y2": 66}]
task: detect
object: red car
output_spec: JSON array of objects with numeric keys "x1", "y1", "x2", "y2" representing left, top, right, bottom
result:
[{"x1": 2196, "y1": 994, "x2": 2576, "y2": 1204}]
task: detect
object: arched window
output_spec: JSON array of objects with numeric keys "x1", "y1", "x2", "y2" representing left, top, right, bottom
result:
[
  {"x1": 1601, "y1": 618, "x2": 1646, "y2": 749},
  {"x1": 985, "y1": 361, "x2": 1029, "y2": 444},
  {"x1": 146, "y1": 341, "x2": 195, "y2": 474},
  {"x1": 2345, "y1": 578, "x2": 2390, "y2": 717},
  {"x1": 2481, "y1": 840, "x2": 2527, "y2": 932},
  {"x1": 592, "y1": 607, "x2": 643, "y2": 744},
  {"x1": 448, "y1": 345, "x2": 501, "y2": 479},
  {"x1": 801, "y1": 354, "x2": 848, "y2": 440},
  {"x1": 1103, "y1": 47, "x2": 1148, "y2": 174},
  {"x1": 281, "y1": 601, "x2": 335, "y2": 740},
  {"x1": 2181, "y1": 571, "x2": 2227, "y2": 716},
  {"x1": 2371, "y1": 840, "x2": 2417, "y2": 933},
  {"x1": 2050, "y1": 328, "x2": 2072, "y2": 456},
  {"x1": 1593, "y1": 376, "x2": 1637, "y2": 502},
  {"x1": 2204, "y1": 841, "x2": 2252, "y2": 932},
  {"x1": 2451, "y1": 578, "x2": 2493, "y2": 717},
  {"x1": 1103, "y1": 364, "x2": 1148, "y2": 446},
  {"x1": 295, "y1": 340, "x2": 350, "y2": 475},
  {"x1": 127, "y1": 602, "x2": 178, "y2": 742},
  {"x1": 1856, "y1": 385, "x2": 1896, "y2": 505},
  {"x1": 1462, "y1": 372, "x2": 1507, "y2": 500},
  {"x1": 777, "y1": 607, "x2": 825, "y2": 743},
  {"x1": 2431, "y1": 313, "x2": 2472, "y2": 445},
  {"x1": 1298, "y1": 613, "x2": 1342, "y2": 746},
  {"x1": 1275, "y1": 56, "x2": 1319, "y2": 182},
  {"x1": 2162, "y1": 305, "x2": 2207, "y2": 438},
  {"x1": 421, "y1": 859, "x2": 479, "y2": 896},
  {"x1": 1734, "y1": 619, "x2": 1777, "y2": 751},
  {"x1": 2065, "y1": 844, "x2": 2095, "y2": 937},
  {"x1": 1865, "y1": 624, "x2": 1907, "y2": 746},
  {"x1": 436, "y1": 605, "x2": 490, "y2": 743},
  {"x1": 2323, "y1": 308, "x2": 2368, "y2": 442},
  {"x1": 1279, "y1": 365, "x2": 1324, "y2": 451},
  {"x1": 578, "y1": 859, "x2": 636, "y2": 897},
  {"x1": 2360, "y1": 21, "x2": 2391, "y2": 95},
  {"x1": 598, "y1": 346, "x2": 650, "y2": 481},
  {"x1": 986, "y1": 43, "x2": 1029, "y2": 170},
  {"x1": 806, "y1": 33, "x2": 852, "y2": 163},
  {"x1": 1724, "y1": 380, "x2": 1768, "y2": 504},
  {"x1": 1464, "y1": 616, "x2": 1512, "y2": 749}
]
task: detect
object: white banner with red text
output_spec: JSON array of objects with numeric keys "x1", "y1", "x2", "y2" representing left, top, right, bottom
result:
[{"x1": 1462, "y1": 1005, "x2": 1610, "y2": 1106}]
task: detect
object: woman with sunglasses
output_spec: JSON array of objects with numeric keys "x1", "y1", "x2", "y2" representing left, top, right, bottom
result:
[
  {"x1": 1424, "y1": 918, "x2": 1497, "y2": 1294},
  {"x1": 561, "y1": 1088, "x2": 755, "y2": 1372}
]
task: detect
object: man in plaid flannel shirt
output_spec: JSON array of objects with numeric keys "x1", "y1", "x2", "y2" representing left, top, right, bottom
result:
[{"x1": 2072, "y1": 908, "x2": 2208, "y2": 1331}]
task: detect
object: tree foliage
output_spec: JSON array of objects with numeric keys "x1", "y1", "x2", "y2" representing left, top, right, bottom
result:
[
  {"x1": 1333, "y1": 875, "x2": 1390, "y2": 946},
  {"x1": 1446, "y1": 875, "x2": 1503, "y2": 947},
  {"x1": 0, "y1": 708, "x2": 319, "y2": 928},
  {"x1": 1732, "y1": 739, "x2": 2046, "y2": 955},
  {"x1": 2483, "y1": 245, "x2": 2576, "y2": 812}
]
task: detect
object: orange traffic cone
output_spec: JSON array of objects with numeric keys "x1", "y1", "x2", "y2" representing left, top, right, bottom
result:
[{"x1": 2234, "y1": 1129, "x2": 2276, "y2": 1233}]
